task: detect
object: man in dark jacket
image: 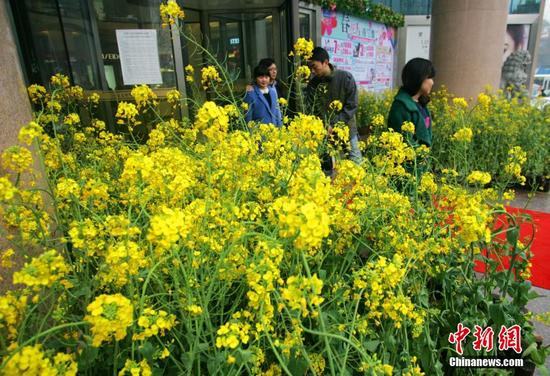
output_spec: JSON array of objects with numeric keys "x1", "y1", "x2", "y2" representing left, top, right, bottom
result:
[{"x1": 305, "y1": 47, "x2": 362, "y2": 169}]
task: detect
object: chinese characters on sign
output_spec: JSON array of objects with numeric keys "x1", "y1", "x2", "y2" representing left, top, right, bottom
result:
[{"x1": 449, "y1": 324, "x2": 522, "y2": 355}]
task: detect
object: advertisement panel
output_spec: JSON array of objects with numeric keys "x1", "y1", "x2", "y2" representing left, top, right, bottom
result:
[{"x1": 321, "y1": 9, "x2": 397, "y2": 92}]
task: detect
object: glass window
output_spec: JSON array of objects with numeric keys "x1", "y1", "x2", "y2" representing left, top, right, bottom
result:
[
  {"x1": 534, "y1": 1, "x2": 550, "y2": 96},
  {"x1": 91, "y1": 0, "x2": 176, "y2": 90},
  {"x1": 299, "y1": 12, "x2": 311, "y2": 39},
  {"x1": 25, "y1": 0, "x2": 71, "y2": 84},
  {"x1": 510, "y1": 0, "x2": 541, "y2": 14},
  {"x1": 399, "y1": 0, "x2": 431, "y2": 16},
  {"x1": 58, "y1": 0, "x2": 102, "y2": 89}
]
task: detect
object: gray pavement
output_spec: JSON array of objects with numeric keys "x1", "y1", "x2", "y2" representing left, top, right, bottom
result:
[
  {"x1": 510, "y1": 189, "x2": 550, "y2": 213},
  {"x1": 509, "y1": 189, "x2": 550, "y2": 374}
]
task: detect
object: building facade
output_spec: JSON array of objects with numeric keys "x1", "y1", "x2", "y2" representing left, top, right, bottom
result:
[{"x1": 3, "y1": 0, "x2": 548, "y2": 122}]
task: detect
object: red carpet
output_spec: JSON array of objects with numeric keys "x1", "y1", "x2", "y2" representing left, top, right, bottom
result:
[{"x1": 474, "y1": 207, "x2": 550, "y2": 290}]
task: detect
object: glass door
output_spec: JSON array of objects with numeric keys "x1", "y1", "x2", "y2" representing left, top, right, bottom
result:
[{"x1": 208, "y1": 12, "x2": 274, "y2": 90}]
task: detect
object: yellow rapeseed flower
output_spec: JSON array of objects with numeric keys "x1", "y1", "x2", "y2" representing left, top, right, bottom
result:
[
  {"x1": 166, "y1": 89, "x2": 181, "y2": 107},
  {"x1": 118, "y1": 359, "x2": 152, "y2": 376},
  {"x1": 115, "y1": 101, "x2": 140, "y2": 125},
  {"x1": 401, "y1": 121, "x2": 415, "y2": 133},
  {"x1": 84, "y1": 294, "x2": 133, "y2": 346},
  {"x1": 0, "y1": 176, "x2": 18, "y2": 201},
  {"x1": 0, "y1": 292, "x2": 27, "y2": 339},
  {"x1": 50, "y1": 73, "x2": 70, "y2": 88},
  {"x1": 295, "y1": 65, "x2": 311, "y2": 81},
  {"x1": 452, "y1": 127, "x2": 473, "y2": 142},
  {"x1": 12, "y1": 249, "x2": 71, "y2": 288},
  {"x1": 27, "y1": 84, "x2": 47, "y2": 103},
  {"x1": 477, "y1": 92, "x2": 491, "y2": 107},
  {"x1": 18, "y1": 121, "x2": 43, "y2": 145},
  {"x1": 372, "y1": 114, "x2": 385, "y2": 127},
  {"x1": 466, "y1": 171, "x2": 492, "y2": 186},
  {"x1": 133, "y1": 307, "x2": 176, "y2": 340},
  {"x1": 1, "y1": 146, "x2": 33, "y2": 173},
  {"x1": 201, "y1": 66, "x2": 222, "y2": 89},
  {"x1": 185, "y1": 64, "x2": 195, "y2": 82},
  {"x1": 131, "y1": 84, "x2": 158, "y2": 109},
  {"x1": 452, "y1": 97, "x2": 468, "y2": 108},
  {"x1": 63, "y1": 113, "x2": 80, "y2": 125},
  {"x1": 160, "y1": 0, "x2": 185, "y2": 28},
  {"x1": 2, "y1": 345, "x2": 76, "y2": 376},
  {"x1": 88, "y1": 92, "x2": 100, "y2": 105},
  {"x1": 329, "y1": 100, "x2": 343, "y2": 112},
  {"x1": 292, "y1": 37, "x2": 314, "y2": 59}
]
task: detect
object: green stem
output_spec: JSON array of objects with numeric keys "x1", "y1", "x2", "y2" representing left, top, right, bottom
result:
[
  {"x1": 300, "y1": 251, "x2": 338, "y2": 376},
  {"x1": 265, "y1": 330, "x2": 293, "y2": 376}
]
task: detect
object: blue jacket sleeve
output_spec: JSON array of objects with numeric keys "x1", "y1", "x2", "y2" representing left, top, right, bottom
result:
[
  {"x1": 270, "y1": 87, "x2": 282, "y2": 126},
  {"x1": 275, "y1": 103, "x2": 282, "y2": 126},
  {"x1": 244, "y1": 91, "x2": 254, "y2": 123}
]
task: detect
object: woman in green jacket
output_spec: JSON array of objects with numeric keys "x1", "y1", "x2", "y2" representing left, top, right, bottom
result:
[{"x1": 388, "y1": 58, "x2": 436, "y2": 147}]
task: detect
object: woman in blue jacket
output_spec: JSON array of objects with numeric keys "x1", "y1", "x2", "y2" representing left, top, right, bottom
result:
[{"x1": 244, "y1": 65, "x2": 282, "y2": 127}]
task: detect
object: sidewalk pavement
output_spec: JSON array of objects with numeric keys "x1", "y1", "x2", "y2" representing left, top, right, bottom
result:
[{"x1": 510, "y1": 189, "x2": 550, "y2": 374}]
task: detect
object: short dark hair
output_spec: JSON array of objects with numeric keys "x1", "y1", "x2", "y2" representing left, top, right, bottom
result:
[
  {"x1": 310, "y1": 47, "x2": 330, "y2": 63},
  {"x1": 401, "y1": 58, "x2": 436, "y2": 96},
  {"x1": 258, "y1": 58, "x2": 276, "y2": 68},
  {"x1": 253, "y1": 64, "x2": 270, "y2": 78}
]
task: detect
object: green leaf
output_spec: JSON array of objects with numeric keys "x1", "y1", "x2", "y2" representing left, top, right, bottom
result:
[
  {"x1": 530, "y1": 349, "x2": 544, "y2": 364},
  {"x1": 206, "y1": 353, "x2": 226, "y2": 375},
  {"x1": 506, "y1": 226, "x2": 519, "y2": 246},
  {"x1": 527, "y1": 290, "x2": 542, "y2": 300},
  {"x1": 72, "y1": 283, "x2": 91, "y2": 298},
  {"x1": 489, "y1": 304, "x2": 505, "y2": 327},
  {"x1": 522, "y1": 342, "x2": 538, "y2": 358},
  {"x1": 139, "y1": 341, "x2": 155, "y2": 363},
  {"x1": 363, "y1": 340, "x2": 380, "y2": 352},
  {"x1": 78, "y1": 346, "x2": 99, "y2": 369},
  {"x1": 287, "y1": 355, "x2": 308, "y2": 375},
  {"x1": 537, "y1": 365, "x2": 549, "y2": 376},
  {"x1": 238, "y1": 349, "x2": 253, "y2": 363}
]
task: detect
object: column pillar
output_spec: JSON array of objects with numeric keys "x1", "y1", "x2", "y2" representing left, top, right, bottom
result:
[
  {"x1": 0, "y1": 1, "x2": 37, "y2": 292},
  {"x1": 430, "y1": 0, "x2": 509, "y2": 99},
  {"x1": 0, "y1": 1, "x2": 32, "y2": 158}
]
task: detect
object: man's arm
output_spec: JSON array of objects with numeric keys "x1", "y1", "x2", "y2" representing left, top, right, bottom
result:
[{"x1": 333, "y1": 73, "x2": 358, "y2": 125}]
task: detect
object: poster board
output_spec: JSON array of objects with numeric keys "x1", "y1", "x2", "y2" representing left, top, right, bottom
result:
[
  {"x1": 116, "y1": 29, "x2": 163, "y2": 85},
  {"x1": 321, "y1": 9, "x2": 397, "y2": 92}
]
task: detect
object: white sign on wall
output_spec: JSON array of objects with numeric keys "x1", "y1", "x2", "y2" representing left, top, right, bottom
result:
[
  {"x1": 116, "y1": 29, "x2": 163, "y2": 85},
  {"x1": 405, "y1": 25, "x2": 431, "y2": 62}
]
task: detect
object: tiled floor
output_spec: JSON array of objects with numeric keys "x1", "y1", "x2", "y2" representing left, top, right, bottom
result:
[{"x1": 509, "y1": 189, "x2": 550, "y2": 374}]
